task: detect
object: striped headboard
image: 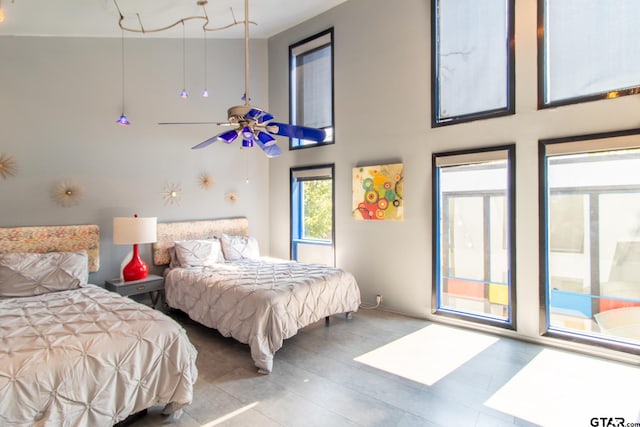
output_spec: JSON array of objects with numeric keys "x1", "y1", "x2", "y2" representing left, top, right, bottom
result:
[
  {"x1": 0, "y1": 224, "x2": 100, "y2": 272},
  {"x1": 153, "y1": 217, "x2": 249, "y2": 265}
]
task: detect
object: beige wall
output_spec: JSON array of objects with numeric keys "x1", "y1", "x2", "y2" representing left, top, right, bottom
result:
[
  {"x1": 0, "y1": 36, "x2": 270, "y2": 284},
  {"x1": 267, "y1": 0, "x2": 640, "y2": 363}
]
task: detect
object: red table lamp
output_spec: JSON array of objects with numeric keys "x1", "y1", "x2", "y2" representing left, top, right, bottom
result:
[{"x1": 113, "y1": 214, "x2": 157, "y2": 281}]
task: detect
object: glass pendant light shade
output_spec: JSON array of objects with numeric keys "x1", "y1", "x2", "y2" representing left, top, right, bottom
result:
[
  {"x1": 179, "y1": 89, "x2": 189, "y2": 98},
  {"x1": 117, "y1": 114, "x2": 131, "y2": 125},
  {"x1": 202, "y1": 89, "x2": 209, "y2": 97}
]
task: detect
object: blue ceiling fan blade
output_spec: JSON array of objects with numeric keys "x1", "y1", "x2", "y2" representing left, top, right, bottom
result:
[
  {"x1": 218, "y1": 129, "x2": 240, "y2": 143},
  {"x1": 255, "y1": 139, "x2": 282, "y2": 158},
  {"x1": 191, "y1": 129, "x2": 238, "y2": 149},
  {"x1": 246, "y1": 108, "x2": 275, "y2": 124},
  {"x1": 257, "y1": 131, "x2": 276, "y2": 146},
  {"x1": 268, "y1": 122, "x2": 326, "y2": 142}
]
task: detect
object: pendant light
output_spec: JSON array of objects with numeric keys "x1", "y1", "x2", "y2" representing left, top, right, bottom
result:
[
  {"x1": 116, "y1": 29, "x2": 130, "y2": 125},
  {"x1": 202, "y1": 29, "x2": 209, "y2": 97},
  {"x1": 179, "y1": 21, "x2": 189, "y2": 99}
]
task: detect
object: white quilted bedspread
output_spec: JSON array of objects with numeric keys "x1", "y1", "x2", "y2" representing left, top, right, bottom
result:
[
  {"x1": 165, "y1": 258, "x2": 361, "y2": 373},
  {"x1": 0, "y1": 285, "x2": 198, "y2": 427}
]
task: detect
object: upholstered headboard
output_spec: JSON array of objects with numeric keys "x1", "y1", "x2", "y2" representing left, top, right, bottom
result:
[
  {"x1": 153, "y1": 217, "x2": 249, "y2": 265},
  {"x1": 0, "y1": 224, "x2": 100, "y2": 272}
]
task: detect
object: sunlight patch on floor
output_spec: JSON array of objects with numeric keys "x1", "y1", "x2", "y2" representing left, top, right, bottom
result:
[
  {"x1": 353, "y1": 324, "x2": 499, "y2": 386},
  {"x1": 201, "y1": 401, "x2": 259, "y2": 426},
  {"x1": 485, "y1": 349, "x2": 640, "y2": 427}
]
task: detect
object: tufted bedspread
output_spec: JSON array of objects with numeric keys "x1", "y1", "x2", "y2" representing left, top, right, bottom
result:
[
  {"x1": 164, "y1": 258, "x2": 361, "y2": 373},
  {"x1": 0, "y1": 285, "x2": 198, "y2": 427}
]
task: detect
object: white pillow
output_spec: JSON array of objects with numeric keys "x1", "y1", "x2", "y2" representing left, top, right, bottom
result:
[
  {"x1": 220, "y1": 234, "x2": 260, "y2": 261},
  {"x1": 173, "y1": 239, "x2": 224, "y2": 267},
  {"x1": 0, "y1": 251, "x2": 89, "y2": 297}
]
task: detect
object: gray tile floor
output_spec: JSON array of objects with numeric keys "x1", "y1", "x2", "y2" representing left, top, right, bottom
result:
[{"x1": 125, "y1": 308, "x2": 626, "y2": 427}]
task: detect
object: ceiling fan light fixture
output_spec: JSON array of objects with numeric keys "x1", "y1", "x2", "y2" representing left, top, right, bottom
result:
[
  {"x1": 242, "y1": 139, "x2": 254, "y2": 148},
  {"x1": 241, "y1": 126, "x2": 254, "y2": 140}
]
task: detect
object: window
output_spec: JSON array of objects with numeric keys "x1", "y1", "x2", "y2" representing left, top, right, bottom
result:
[
  {"x1": 541, "y1": 129, "x2": 640, "y2": 352},
  {"x1": 539, "y1": 0, "x2": 640, "y2": 107},
  {"x1": 291, "y1": 165, "x2": 335, "y2": 266},
  {"x1": 289, "y1": 28, "x2": 334, "y2": 149},
  {"x1": 432, "y1": 0, "x2": 515, "y2": 126},
  {"x1": 433, "y1": 146, "x2": 516, "y2": 328}
]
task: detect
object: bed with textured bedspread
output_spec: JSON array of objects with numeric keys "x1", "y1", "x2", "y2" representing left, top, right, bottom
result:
[
  {"x1": 0, "y1": 224, "x2": 197, "y2": 427},
  {"x1": 165, "y1": 258, "x2": 361, "y2": 373},
  {"x1": 0, "y1": 284, "x2": 198, "y2": 426}
]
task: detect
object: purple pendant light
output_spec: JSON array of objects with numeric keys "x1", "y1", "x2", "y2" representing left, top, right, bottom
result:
[
  {"x1": 202, "y1": 29, "x2": 209, "y2": 97},
  {"x1": 179, "y1": 21, "x2": 189, "y2": 99},
  {"x1": 117, "y1": 29, "x2": 130, "y2": 125}
]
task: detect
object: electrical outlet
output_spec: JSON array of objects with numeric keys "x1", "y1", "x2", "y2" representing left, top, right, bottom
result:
[{"x1": 376, "y1": 294, "x2": 382, "y2": 305}]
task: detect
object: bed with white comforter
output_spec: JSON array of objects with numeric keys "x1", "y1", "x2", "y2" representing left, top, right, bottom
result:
[
  {"x1": 0, "y1": 224, "x2": 198, "y2": 426},
  {"x1": 165, "y1": 258, "x2": 361, "y2": 373},
  {"x1": 0, "y1": 285, "x2": 198, "y2": 426}
]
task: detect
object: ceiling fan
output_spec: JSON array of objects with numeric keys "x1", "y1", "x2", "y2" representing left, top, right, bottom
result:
[{"x1": 159, "y1": 0, "x2": 327, "y2": 158}]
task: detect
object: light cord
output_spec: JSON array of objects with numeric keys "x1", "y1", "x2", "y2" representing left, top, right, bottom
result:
[{"x1": 120, "y1": 29, "x2": 125, "y2": 112}]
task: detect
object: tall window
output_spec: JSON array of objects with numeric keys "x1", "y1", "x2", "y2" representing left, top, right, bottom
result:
[
  {"x1": 432, "y1": 0, "x2": 515, "y2": 126},
  {"x1": 539, "y1": 0, "x2": 640, "y2": 107},
  {"x1": 433, "y1": 146, "x2": 516, "y2": 328},
  {"x1": 541, "y1": 129, "x2": 640, "y2": 352},
  {"x1": 289, "y1": 28, "x2": 334, "y2": 149},
  {"x1": 291, "y1": 165, "x2": 335, "y2": 266}
]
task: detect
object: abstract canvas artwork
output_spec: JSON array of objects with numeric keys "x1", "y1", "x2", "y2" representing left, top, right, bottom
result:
[{"x1": 352, "y1": 163, "x2": 404, "y2": 221}]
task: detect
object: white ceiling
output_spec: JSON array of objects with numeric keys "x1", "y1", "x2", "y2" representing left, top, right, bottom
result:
[{"x1": 0, "y1": 0, "x2": 348, "y2": 39}]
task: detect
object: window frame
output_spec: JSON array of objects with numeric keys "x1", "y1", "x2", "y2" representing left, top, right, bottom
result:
[
  {"x1": 537, "y1": 0, "x2": 640, "y2": 109},
  {"x1": 288, "y1": 28, "x2": 335, "y2": 150},
  {"x1": 432, "y1": 145, "x2": 517, "y2": 329},
  {"x1": 538, "y1": 128, "x2": 640, "y2": 354},
  {"x1": 431, "y1": 0, "x2": 515, "y2": 127},
  {"x1": 290, "y1": 164, "x2": 335, "y2": 266}
]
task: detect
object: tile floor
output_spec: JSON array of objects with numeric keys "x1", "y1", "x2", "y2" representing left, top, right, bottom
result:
[{"x1": 126, "y1": 308, "x2": 640, "y2": 427}]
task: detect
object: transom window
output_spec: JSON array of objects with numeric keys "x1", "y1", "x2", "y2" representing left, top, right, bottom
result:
[
  {"x1": 289, "y1": 28, "x2": 334, "y2": 149},
  {"x1": 431, "y1": 0, "x2": 515, "y2": 126},
  {"x1": 539, "y1": 0, "x2": 640, "y2": 107}
]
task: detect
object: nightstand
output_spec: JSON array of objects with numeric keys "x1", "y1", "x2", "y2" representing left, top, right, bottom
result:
[{"x1": 105, "y1": 274, "x2": 165, "y2": 309}]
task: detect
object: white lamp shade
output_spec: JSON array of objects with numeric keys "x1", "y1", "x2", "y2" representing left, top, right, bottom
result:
[{"x1": 113, "y1": 217, "x2": 157, "y2": 245}]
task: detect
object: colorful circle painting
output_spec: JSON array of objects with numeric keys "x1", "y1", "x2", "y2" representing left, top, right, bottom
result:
[{"x1": 352, "y1": 163, "x2": 404, "y2": 221}]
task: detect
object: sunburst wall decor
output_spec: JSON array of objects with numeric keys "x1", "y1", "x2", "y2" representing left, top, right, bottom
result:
[
  {"x1": 225, "y1": 191, "x2": 238, "y2": 203},
  {"x1": 0, "y1": 153, "x2": 17, "y2": 180},
  {"x1": 199, "y1": 173, "x2": 214, "y2": 190},
  {"x1": 162, "y1": 183, "x2": 182, "y2": 205},
  {"x1": 52, "y1": 180, "x2": 84, "y2": 207}
]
